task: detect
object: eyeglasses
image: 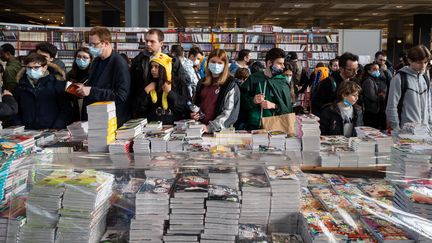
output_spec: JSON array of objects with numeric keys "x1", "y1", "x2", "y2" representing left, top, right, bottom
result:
[
  {"x1": 77, "y1": 55, "x2": 91, "y2": 59},
  {"x1": 26, "y1": 66, "x2": 42, "y2": 70},
  {"x1": 88, "y1": 42, "x2": 101, "y2": 47}
]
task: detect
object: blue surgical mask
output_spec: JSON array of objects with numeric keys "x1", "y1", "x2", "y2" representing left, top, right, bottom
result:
[
  {"x1": 76, "y1": 58, "x2": 90, "y2": 70},
  {"x1": 286, "y1": 75, "x2": 292, "y2": 84},
  {"x1": 208, "y1": 63, "x2": 225, "y2": 75},
  {"x1": 343, "y1": 98, "x2": 352, "y2": 107},
  {"x1": 271, "y1": 65, "x2": 284, "y2": 77},
  {"x1": 371, "y1": 70, "x2": 381, "y2": 78},
  {"x1": 89, "y1": 46, "x2": 102, "y2": 58},
  {"x1": 26, "y1": 68, "x2": 44, "y2": 80}
]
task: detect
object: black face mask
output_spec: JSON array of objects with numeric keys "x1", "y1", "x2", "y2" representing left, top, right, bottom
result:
[{"x1": 271, "y1": 65, "x2": 284, "y2": 77}]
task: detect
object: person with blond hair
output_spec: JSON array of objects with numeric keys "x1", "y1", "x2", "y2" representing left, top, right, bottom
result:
[{"x1": 191, "y1": 49, "x2": 240, "y2": 133}]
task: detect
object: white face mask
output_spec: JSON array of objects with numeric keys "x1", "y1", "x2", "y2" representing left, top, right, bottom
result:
[
  {"x1": 208, "y1": 63, "x2": 225, "y2": 75},
  {"x1": 193, "y1": 59, "x2": 200, "y2": 66}
]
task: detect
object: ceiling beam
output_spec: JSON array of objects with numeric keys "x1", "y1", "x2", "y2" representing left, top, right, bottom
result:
[{"x1": 157, "y1": 0, "x2": 187, "y2": 27}]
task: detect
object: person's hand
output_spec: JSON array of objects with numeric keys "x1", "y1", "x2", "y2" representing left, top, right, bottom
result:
[
  {"x1": 2, "y1": 90, "x2": 12, "y2": 96},
  {"x1": 144, "y1": 82, "x2": 156, "y2": 94},
  {"x1": 254, "y1": 94, "x2": 264, "y2": 104},
  {"x1": 191, "y1": 112, "x2": 200, "y2": 120},
  {"x1": 75, "y1": 83, "x2": 91, "y2": 97},
  {"x1": 162, "y1": 82, "x2": 172, "y2": 93},
  {"x1": 202, "y1": 125, "x2": 209, "y2": 133},
  {"x1": 381, "y1": 63, "x2": 387, "y2": 71},
  {"x1": 260, "y1": 100, "x2": 276, "y2": 109}
]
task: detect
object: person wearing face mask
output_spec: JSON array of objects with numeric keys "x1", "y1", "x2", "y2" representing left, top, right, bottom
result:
[
  {"x1": 361, "y1": 63, "x2": 387, "y2": 130},
  {"x1": 311, "y1": 52, "x2": 359, "y2": 118},
  {"x1": 229, "y1": 49, "x2": 251, "y2": 76},
  {"x1": 74, "y1": 27, "x2": 131, "y2": 127},
  {"x1": 319, "y1": 81, "x2": 363, "y2": 137},
  {"x1": 13, "y1": 53, "x2": 73, "y2": 129},
  {"x1": 66, "y1": 47, "x2": 93, "y2": 121},
  {"x1": 0, "y1": 44, "x2": 21, "y2": 93},
  {"x1": 138, "y1": 52, "x2": 190, "y2": 124},
  {"x1": 130, "y1": 29, "x2": 191, "y2": 118},
  {"x1": 180, "y1": 46, "x2": 202, "y2": 98},
  {"x1": 386, "y1": 45, "x2": 432, "y2": 132},
  {"x1": 192, "y1": 49, "x2": 240, "y2": 133},
  {"x1": 240, "y1": 48, "x2": 293, "y2": 130}
]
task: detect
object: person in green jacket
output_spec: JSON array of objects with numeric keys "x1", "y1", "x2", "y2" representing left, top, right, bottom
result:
[
  {"x1": 0, "y1": 43, "x2": 22, "y2": 93},
  {"x1": 240, "y1": 48, "x2": 293, "y2": 130}
]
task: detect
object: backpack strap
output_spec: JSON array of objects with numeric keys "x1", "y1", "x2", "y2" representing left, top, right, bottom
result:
[{"x1": 397, "y1": 72, "x2": 408, "y2": 123}]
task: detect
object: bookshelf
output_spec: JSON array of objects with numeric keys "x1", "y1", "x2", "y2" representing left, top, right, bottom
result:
[{"x1": 0, "y1": 23, "x2": 344, "y2": 72}]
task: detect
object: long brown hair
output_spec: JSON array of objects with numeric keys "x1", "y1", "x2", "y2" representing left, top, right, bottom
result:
[{"x1": 203, "y1": 49, "x2": 229, "y2": 86}]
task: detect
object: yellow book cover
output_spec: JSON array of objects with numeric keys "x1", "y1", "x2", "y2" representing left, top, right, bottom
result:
[{"x1": 36, "y1": 170, "x2": 78, "y2": 187}]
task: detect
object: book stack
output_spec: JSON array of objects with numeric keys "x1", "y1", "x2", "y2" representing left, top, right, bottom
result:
[
  {"x1": 56, "y1": 170, "x2": 114, "y2": 243},
  {"x1": 87, "y1": 102, "x2": 117, "y2": 153},
  {"x1": 165, "y1": 168, "x2": 208, "y2": 243},
  {"x1": 0, "y1": 217, "x2": 23, "y2": 243},
  {"x1": 174, "y1": 119, "x2": 194, "y2": 130},
  {"x1": 394, "y1": 180, "x2": 432, "y2": 222},
  {"x1": 387, "y1": 145, "x2": 432, "y2": 181},
  {"x1": 108, "y1": 140, "x2": 132, "y2": 154},
  {"x1": 116, "y1": 118, "x2": 147, "y2": 140},
  {"x1": 349, "y1": 137, "x2": 377, "y2": 167},
  {"x1": 252, "y1": 129, "x2": 269, "y2": 150},
  {"x1": 142, "y1": 121, "x2": 163, "y2": 133},
  {"x1": 0, "y1": 125, "x2": 24, "y2": 135},
  {"x1": 355, "y1": 126, "x2": 393, "y2": 153},
  {"x1": 266, "y1": 166, "x2": 300, "y2": 233},
  {"x1": 166, "y1": 133, "x2": 186, "y2": 152},
  {"x1": 66, "y1": 121, "x2": 88, "y2": 141},
  {"x1": 360, "y1": 216, "x2": 415, "y2": 243},
  {"x1": 130, "y1": 177, "x2": 174, "y2": 243},
  {"x1": 201, "y1": 184, "x2": 240, "y2": 243},
  {"x1": 133, "y1": 134, "x2": 150, "y2": 154},
  {"x1": 3, "y1": 134, "x2": 36, "y2": 152},
  {"x1": 309, "y1": 185, "x2": 358, "y2": 219},
  {"x1": 238, "y1": 224, "x2": 269, "y2": 243},
  {"x1": 403, "y1": 122, "x2": 430, "y2": 136},
  {"x1": 146, "y1": 130, "x2": 172, "y2": 153},
  {"x1": 268, "y1": 131, "x2": 286, "y2": 151},
  {"x1": 271, "y1": 232, "x2": 303, "y2": 243},
  {"x1": 285, "y1": 136, "x2": 301, "y2": 151},
  {"x1": 208, "y1": 166, "x2": 239, "y2": 191},
  {"x1": 186, "y1": 121, "x2": 204, "y2": 138},
  {"x1": 297, "y1": 114, "x2": 320, "y2": 166},
  {"x1": 21, "y1": 170, "x2": 77, "y2": 243},
  {"x1": 239, "y1": 168, "x2": 271, "y2": 227}
]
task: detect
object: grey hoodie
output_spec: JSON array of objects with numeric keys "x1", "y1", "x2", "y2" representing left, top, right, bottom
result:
[{"x1": 385, "y1": 66, "x2": 432, "y2": 130}]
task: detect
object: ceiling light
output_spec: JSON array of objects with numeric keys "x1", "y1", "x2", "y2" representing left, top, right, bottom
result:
[
  {"x1": 193, "y1": 17, "x2": 199, "y2": 19},
  {"x1": 61, "y1": 22, "x2": 64, "y2": 25},
  {"x1": 85, "y1": 1, "x2": 90, "y2": 5},
  {"x1": 397, "y1": 39, "x2": 402, "y2": 43},
  {"x1": 396, "y1": 5, "x2": 402, "y2": 8},
  {"x1": 195, "y1": 21, "x2": 200, "y2": 23},
  {"x1": 372, "y1": 13, "x2": 378, "y2": 16},
  {"x1": 409, "y1": 23, "x2": 414, "y2": 26},
  {"x1": 47, "y1": 18, "x2": 50, "y2": 20},
  {"x1": 283, "y1": 12, "x2": 289, "y2": 14},
  {"x1": 294, "y1": 4, "x2": 301, "y2": 7},
  {"x1": 190, "y1": 3, "x2": 197, "y2": 6},
  {"x1": 339, "y1": 22, "x2": 344, "y2": 25},
  {"x1": 39, "y1": 16, "x2": 43, "y2": 19},
  {"x1": 4, "y1": 9, "x2": 11, "y2": 12},
  {"x1": 192, "y1": 11, "x2": 198, "y2": 13},
  {"x1": 61, "y1": 16, "x2": 64, "y2": 19},
  {"x1": 54, "y1": 20, "x2": 57, "y2": 23},
  {"x1": 275, "y1": 18, "x2": 280, "y2": 20},
  {"x1": 354, "y1": 18, "x2": 359, "y2": 21}
]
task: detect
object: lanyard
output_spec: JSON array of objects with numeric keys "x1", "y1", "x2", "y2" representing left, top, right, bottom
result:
[{"x1": 258, "y1": 79, "x2": 267, "y2": 127}]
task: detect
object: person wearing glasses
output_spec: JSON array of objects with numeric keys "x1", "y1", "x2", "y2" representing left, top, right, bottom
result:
[
  {"x1": 75, "y1": 26, "x2": 131, "y2": 127},
  {"x1": 66, "y1": 47, "x2": 93, "y2": 121},
  {"x1": 386, "y1": 45, "x2": 432, "y2": 133},
  {"x1": 320, "y1": 81, "x2": 363, "y2": 137},
  {"x1": 374, "y1": 51, "x2": 394, "y2": 90},
  {"x1": 13, "y1": 53, "x2": 72, "y2": 129},
  {"x1": 311, "y1": 52, "x2": 359, "y2": 118}
]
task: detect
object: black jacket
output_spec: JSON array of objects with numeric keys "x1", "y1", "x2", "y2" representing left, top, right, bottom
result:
[
  {"x1": 130, "y1": 51, "x2": 192, "y2": 118},
  {"x1": 311, "y1": 72, "x2": 344, "y2": 117},
  {"x1": 0, "y1": 95, "x2": 18, "y2": 121},
  {"x1": 82, "y1": 52, "x2": 131, "y2": 127},
  {"x1": 361, "y1": 76, "x2": 387, "y2": 114},
  {"x1": 319, "y1": 102, "x2": 363, "y2": 137},
  {"x1": 14, "y1": 73, "x2": 73, "y2": 129}
]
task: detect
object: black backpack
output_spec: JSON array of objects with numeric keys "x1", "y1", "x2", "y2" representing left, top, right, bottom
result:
[{"x1": 397, "y1": 72, "x2": 430, "y2": 121}]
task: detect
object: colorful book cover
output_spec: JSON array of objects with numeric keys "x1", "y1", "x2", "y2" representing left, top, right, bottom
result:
[
  {"x1": 265, "y1": 166, "x2": 298, "y2": 181},
  {"x1": 359, "y1": 183, "x2": 395, "y2": 198},
  {"x1": 361, "y1": 216, "x2": 413, "y2": 241},
  {"x1": 175, "y1": 169, "x2": 209, "y2": 192},
  {"x1": 240, "y1": 173, "x2": 270, "y2": 188},
  {"x1": 207, "y1": 184, "x2": 239, "y2": 202},
  {"x1": 238, "y1": 224, "x2": 269, "y2": 243},
  {"x1": 139, "y1": 177, "x2": 174, "y2": 194}
]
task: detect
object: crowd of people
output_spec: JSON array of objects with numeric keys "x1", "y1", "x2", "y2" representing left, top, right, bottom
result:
[{"x1": 0, "y1": 26, "x2": 431, "y2": 138}]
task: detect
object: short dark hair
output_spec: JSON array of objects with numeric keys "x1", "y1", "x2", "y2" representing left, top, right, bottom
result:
[
  {"x1": 250, "y1": 61, "x2": 264, "y2": 74},
  {"x1": 338, "y1": 52, "x2": 359, "y2": 69},
  {"x1": 265, "y1": 48, "x2": 285, "y2": 63},
  {"x1": 234, "y1": 67, "x2": 250, "y2": 80},
  {"x1": 23, "y1": 53, "x2": 48, "y2": 66},
  {"x1": 407, "y1": 45, "x2": 431, "y2": 62},
  {"x1": 188, "y1": 46, "x2": 202, "y2": 58},
  {"x1": 0, "y1": 43, "x2": 15, "y2": 56},
  {"x1": 35, "y1": 42, "x2": 57, "y2": 58},
  {"x1": 315, "y1": 62, "x2": 325, "y2": 68},
  {"x1": 286, "y1": 51, "x2": 298, "y2": 61},
  {"x1": 337, "y1": 81, "x2": 361, "y2": 101},
  {"x1": 329, "y1": 59, "x2": 338, "y2": 66},
  {"x1": 283, "y1": 62, "x2": 295, "y2": 72},
  {"x1": 170, "y1": 45, "x2": 184, "y2": 58},
  {"x1": 237, "y1": 49, "x2": 251, "y2": 61},
  {"x1": 147, "y1": 29, "x2": 164, "y2": 42},
  {"x1": 374, "y1": 51, "x2": 387, "y2": 59},
  {"x1": 89, "y1": 26, "x2": 112, "y2": 43}
]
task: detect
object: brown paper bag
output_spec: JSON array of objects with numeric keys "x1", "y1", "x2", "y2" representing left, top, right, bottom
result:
[{"x1": 261, "y1": 112, "x2": 296, "y2": 136}]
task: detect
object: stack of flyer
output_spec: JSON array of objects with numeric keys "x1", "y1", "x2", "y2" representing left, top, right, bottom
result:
[
  {"x1": 201, "y1": 184, "x2": 240, "y2": 243},
  {"x1": 239, "y1": 168, "x2": 271, "y2": 227},
  {"x1": 297, "y1": 114, "x2": 320, "y2": 165},
  {"x1": 349, "y1": 137, "x2": 377, "y2": 167},
  {"x1": 265, "y1": 166, "x2": 300, "y2": 233},
  {"x1": 355, "y1": 126, "x2": 393, "y2": 153},
  {"x1": 208, "y1": 166, "x2": 239, "y2": 191},
  {"x1": 268, "y1": 131, "x2": 286, "y2": 151},
  {"x1": 142, "y1": 121, "x2": 163, "y2": 133},
  {"x1": 166, "y1": 133, "x2": 186, "y2": 152},
  {"x1": 251, "y1": 129, "x2": 269, "y2": 150},
  {"x1": 360, "y1": 216, "x2": 415, "y2": 243},
  {"x1": 108, "y1": 140, "x2": 132, "y2": 154},
  {"x1": 165, "y1": 168, "x2": 208, "y2": 243},
  {"x1": 387, "y1": 145, "x2": 432, "y2": 181},
  {"x1": 56, "y1": 170, "x2": 114, "y2": 243},
  {"x1": 21, "y1": 170, "x2": 77, "y2": 243},
  {"x1": 116, "y1": 118, "x2": 147, "y2": 140},
  {"x1": 130, "y1": 176, "x2": 174, "y2": 243},
  {"x1": 66, "y1": 121, "x2": 88, "y2": 141},
  {"x1": 133, "y1": 134, "x2": 150, "y2": 154},
  {"x1": 146, "y1": 130, "x2": 172, "y2": 153},
  {"x1": 0, "y1": 125, "x2": 24, "y2": 135},
  {"x1": 87, "y1": 101, "x2": 117, "y2": 153},
  {"x1": 186, "y1": 121, "x2": 204, "y2": 138}
]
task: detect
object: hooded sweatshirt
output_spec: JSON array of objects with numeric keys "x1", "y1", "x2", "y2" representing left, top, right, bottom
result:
[{"x1": 386, "y1": 66, "x2": 432, "y2": 130}]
